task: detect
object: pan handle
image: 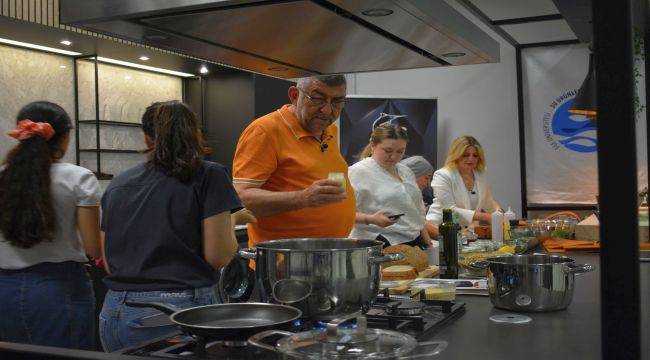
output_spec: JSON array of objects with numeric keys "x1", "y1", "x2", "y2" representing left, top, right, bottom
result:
[
  {"x1": 125, "y1": 301, "x2": 180, "y2": 315},
  {"x1": 369, "y1": 253, "x2": 404, "y2": 264},
  {"x1": 247, "y1": 329, "x2": 293, "y2": 352},
  {"x1": 238, "y1": 247, "x2": 257, "y2": 260}
]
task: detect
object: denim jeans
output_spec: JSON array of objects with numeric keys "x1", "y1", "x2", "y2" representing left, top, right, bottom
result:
[
  {"x1": 0, "y1": 261, "x2": 95, "y2": 350},
  {"x1": 99, "y1": 286, "x2": 216, "y2": 352}
]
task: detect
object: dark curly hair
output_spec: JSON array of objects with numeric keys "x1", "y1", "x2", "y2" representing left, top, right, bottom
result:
[
  {"x1": 0, "y1": 101, "x2": 72, "y2": 248},
  {"x1": 142, "y1": 100, "x2": 209, "y2": 182}
]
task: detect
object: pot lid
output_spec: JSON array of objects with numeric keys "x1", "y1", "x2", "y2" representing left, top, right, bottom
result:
[{"x1": 276, "y1": 317, "x2": 417, "y2": 359}]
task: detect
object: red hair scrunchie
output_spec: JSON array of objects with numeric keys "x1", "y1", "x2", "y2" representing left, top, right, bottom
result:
[{"x1": 7, "y1": 119, "x2": 55, "y2": 141}]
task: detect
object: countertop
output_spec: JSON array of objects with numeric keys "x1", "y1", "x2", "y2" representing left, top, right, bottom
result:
[
  {"x1": 426, "y1": 253, "x2": 649, "y2": 360},
  {"x1": 1, "y1": 254, "x2": 647, "y2": 359}
]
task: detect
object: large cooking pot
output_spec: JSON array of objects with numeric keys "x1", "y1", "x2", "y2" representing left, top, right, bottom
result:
[
  {"x1": 235, "y1": 238, "x2": 403, "y2": 320},
  {"x1": 470, "y1": 254, "x2": 593, "y2": 312}
]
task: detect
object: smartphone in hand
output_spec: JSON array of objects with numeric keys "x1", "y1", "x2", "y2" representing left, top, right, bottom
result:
[{"x1": 387, "y1": 213, "x2": 405, "y2": 220}]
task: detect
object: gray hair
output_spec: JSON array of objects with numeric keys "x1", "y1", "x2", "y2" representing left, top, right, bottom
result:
[
  {"x1": 297, "y1": 74, "x2": 347, "y2": 89},
  {"x1": 401, "y1": 156, "x2": 434, "y2": 178}
]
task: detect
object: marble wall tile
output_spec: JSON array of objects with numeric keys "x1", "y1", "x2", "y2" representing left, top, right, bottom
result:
[
  {"x1": 77, "y1": 60, "x2": 182, "y2": 123},
  {"x1": 0, "y1": 45, "x2": 77, "y2": 165},
  {"x1": 1, "y1": 45, "x2": 182, "y2": 195},
  {"x1": 78, "y1": 124, "x2": 145, "y2": 151}
]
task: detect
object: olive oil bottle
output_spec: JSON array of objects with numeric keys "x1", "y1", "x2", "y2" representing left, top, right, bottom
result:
[{"x1": 439, "y1": 208, "x2": 460, "y2": 279}]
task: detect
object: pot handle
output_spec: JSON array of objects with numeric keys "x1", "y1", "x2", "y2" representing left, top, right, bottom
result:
[
  {"x1": 467, "y1": 260, "x2": 490, "y2": 270},
  {"x1": 398, "y1": 340, "x2": 448, "y2": 359},
  {"x1": 369, "y1": 253, "x2": 405, "y2": 264},
  {"x1": 124, "y1": 301, "x2": 180, "y2": 315},
  {"x1": 247, "y1": 329, "x2": 293, "y2": 352},
  {"x1": 238, "y1": 247, "x2": 257, "y2": 260},
  {"x1": 563, "y1": 263, "x2": 594, "y2": 274}
]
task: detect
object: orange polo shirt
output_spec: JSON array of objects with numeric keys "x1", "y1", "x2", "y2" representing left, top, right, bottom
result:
[{"x1": 232, "y1": 105, "x2": 356, "y2": 248}]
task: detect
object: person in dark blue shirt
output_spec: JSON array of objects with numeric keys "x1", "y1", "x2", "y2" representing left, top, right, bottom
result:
[{"x1": 98, "y1": 101, "x2": 241, "y2": 352}]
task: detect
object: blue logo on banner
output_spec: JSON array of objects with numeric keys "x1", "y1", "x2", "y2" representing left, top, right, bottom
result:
[
  {"x1": 551, "y1": 100, "x2": 597, "y2": 153},
  {"x1": 543, "y1": 91, "x2": 597, "y2": 153}
]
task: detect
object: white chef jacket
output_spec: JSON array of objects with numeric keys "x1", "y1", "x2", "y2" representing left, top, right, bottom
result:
[
  {"x1": 348, "y1": 157, "x2": 425, "y2": 245},
  {"x1": 426, "y1": 167, "x2": 500, "y2": 226}
]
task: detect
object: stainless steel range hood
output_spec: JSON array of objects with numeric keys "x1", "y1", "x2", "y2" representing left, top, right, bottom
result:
[{"x1": 60, "y1": 0, "x2": 500, "y2": 78}]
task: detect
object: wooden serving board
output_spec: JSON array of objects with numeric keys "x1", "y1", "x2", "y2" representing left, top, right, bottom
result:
[{"x1": 381, "y1": 265, "x2": 439, "y2": 294}]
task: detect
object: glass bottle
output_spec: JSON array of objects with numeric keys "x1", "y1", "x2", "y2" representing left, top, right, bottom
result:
[{"x1": 439, "y1": 208, "x2": 460, "y2": 279}]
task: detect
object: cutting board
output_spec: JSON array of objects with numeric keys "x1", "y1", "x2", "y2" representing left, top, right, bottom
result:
[{"x1": 381, "y1": 265, "x2": 439, "y2": 294}]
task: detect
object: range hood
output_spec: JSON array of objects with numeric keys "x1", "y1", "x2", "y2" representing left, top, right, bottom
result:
[{"x1": 60, "y1": 0, "x2": 500, "y2": 78}]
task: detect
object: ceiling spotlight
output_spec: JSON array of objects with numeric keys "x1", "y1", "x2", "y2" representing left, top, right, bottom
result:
[
  {"x1": 60, "y1": 40, "x2": 72, "y2": 46},
  {"x1": 268, "y1": 66, "x2": 288, "y2": 72},
  {"x1": 139, "y1": 56, "x2": 150, "y2": 61},
  {"x1": 199, "y1": 66, "x2": 209, "y2": 74},
  {"x1": 59, "y1": 65, "x2": 67, "y2": 69},
  {"x1": 361, "y1": 8, "x2": 393, "y2": 17},
  {"x1": 442, "y1": 52, "x2": 466, "y2": 58}
]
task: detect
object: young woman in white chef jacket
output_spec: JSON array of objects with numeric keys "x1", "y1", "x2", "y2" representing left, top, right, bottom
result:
[
  {"x1": 348, "y1": 123, "x2": 432, "y2": 248},
  {"x1": 426, "y1": 135, "x2": 500, "y2": 226}
]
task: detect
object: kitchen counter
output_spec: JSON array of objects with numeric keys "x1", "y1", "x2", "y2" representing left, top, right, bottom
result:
[
  {"x1": 427, "y1": 253, "x2": 649, "y2": 360},
  {"x1": 1, "y1": 254, "x2": 647, "y2": 359}
]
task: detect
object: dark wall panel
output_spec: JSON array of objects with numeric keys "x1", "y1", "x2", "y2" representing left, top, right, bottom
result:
[
  {"x1": 253, "y1": 74, "x2": 293, "y2": 118},
  {"x1": 183, "y1": 77, "x2": 203, "y2": 125},
  {"x1": 204, "y1": 72, "x2": 255, "y2": 171}
]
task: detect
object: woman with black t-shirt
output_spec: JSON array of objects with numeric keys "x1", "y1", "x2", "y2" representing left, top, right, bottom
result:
[{"x1": 99, "y1": 101, "x2": 240, "y2": 351}]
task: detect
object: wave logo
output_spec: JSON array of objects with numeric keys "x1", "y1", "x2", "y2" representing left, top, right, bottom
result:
[{"x1": 542, "y1": 90, "x2": 597, "y2": 153}]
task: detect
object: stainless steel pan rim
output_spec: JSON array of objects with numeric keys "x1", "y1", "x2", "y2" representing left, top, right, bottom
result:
[
  {"x1": 251, "y1": 238, "x2": 384, "y2": 252},
  {"x1": 169, "y1": 302, "x2": 301, "y2": 329}
]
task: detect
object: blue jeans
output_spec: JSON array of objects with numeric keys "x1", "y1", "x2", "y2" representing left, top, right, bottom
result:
[
  {"x1": 99, "y1": 286, "x2": 216, "y2": 352},
  {"x1": 0, "y1": 261, "x2": 95, "y2": 350}
]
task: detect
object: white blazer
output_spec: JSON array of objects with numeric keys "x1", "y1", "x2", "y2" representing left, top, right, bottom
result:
[{"x1": 425, "y1": 167, "x2": 500, "y2": 226}]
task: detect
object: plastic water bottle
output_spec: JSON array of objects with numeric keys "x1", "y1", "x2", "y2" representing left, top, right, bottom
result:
[{"x1": 491, "y1": 209, "x2": 504, "y2": 242}]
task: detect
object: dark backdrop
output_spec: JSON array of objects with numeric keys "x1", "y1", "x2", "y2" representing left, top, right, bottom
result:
[{"x1": 340, "y1": 97, "x2": 437, "y2": 167}]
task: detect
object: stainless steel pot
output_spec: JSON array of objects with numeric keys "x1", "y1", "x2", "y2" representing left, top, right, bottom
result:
[
  {"x1": 238, "y1": 238, "x2": 403, "y2": 320},
  {"x1": 470, "y1": 254, "x2": 593, "y2": 312}
]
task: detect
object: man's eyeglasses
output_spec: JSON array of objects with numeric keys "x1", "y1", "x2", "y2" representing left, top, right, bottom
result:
[{"x1": 297, "y1": 88, "x2": 346, "y2": 110}]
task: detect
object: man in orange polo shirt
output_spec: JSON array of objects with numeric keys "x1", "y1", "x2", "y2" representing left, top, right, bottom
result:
[{"x1": 232, "y1": 75, "x2": 356, "y2": 248}]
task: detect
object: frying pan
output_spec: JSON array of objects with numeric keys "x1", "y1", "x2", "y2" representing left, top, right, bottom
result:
[{"x1": 126, "y1": 301, "x2": 301, "y2": 341}]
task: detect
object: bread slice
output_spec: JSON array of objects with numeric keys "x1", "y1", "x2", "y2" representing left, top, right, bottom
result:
[{"x1": 382, "y1": 265, "x2": 418, "y2": 281}]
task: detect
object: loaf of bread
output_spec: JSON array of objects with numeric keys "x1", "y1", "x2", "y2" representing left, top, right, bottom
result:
[
  {"x1": 382, "y1": 265, "x2": 418, "y2": 281},
  {"x1": 382, "y1": 244, "x2": 429, "y2": 272}
]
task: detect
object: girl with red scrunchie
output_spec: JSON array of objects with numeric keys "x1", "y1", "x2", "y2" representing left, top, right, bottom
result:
[{"x1": 0, "y1": 101, "x2": 102, "y2": 350}]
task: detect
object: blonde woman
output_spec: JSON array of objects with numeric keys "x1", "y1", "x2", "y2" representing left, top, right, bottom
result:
[
  {"x1": 348, "y1": 124, "x2": 432, "y2": 248},
  {"x1": 426, "y1": 136, "x2": 499, "y2": 226}
]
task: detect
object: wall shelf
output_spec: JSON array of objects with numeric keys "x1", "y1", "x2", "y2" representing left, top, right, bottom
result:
[
  {"x1": 78, "y1": 120, "x2": 141, "y2": 127},
  {"x1": 79, "y1": 149, "x2": 141, "y2": 154}
]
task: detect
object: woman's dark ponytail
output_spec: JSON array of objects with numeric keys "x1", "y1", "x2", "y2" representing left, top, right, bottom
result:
[
  {"x1": 0, "y1": 101, "x2": 72, "y2": 248},
  {"x1": 142, "y1": 101, "x2": 209, "y2": 182}
]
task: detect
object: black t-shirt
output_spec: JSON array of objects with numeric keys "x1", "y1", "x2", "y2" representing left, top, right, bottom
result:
[{"x1": 101, "y1": 161, "x2": 242, "y2": 291}]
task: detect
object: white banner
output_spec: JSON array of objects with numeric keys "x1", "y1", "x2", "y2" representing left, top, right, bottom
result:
[{"x1": 523, "y1": 44, "x2": 647, "y2": 205}]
